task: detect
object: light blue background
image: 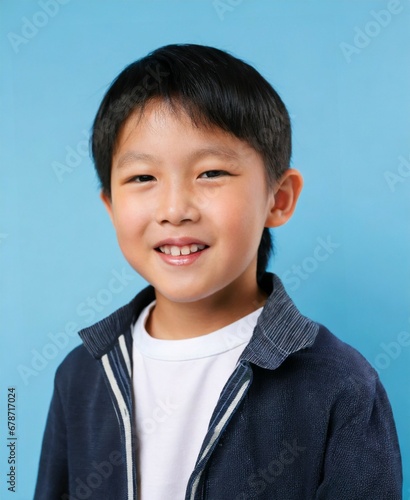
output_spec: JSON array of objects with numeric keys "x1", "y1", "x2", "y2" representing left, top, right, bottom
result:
[{"x1": 1, "y1": 0, "x2": 409, "y2": 498}]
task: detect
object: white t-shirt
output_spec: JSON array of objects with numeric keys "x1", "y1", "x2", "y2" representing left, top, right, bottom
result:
[{"x1": 132, "y1": 302, "x2": 263, "y2": 500}]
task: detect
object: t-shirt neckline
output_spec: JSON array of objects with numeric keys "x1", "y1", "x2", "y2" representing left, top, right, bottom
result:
[{"x1": 132, "y1": 301, "x2": 263, "y2": 362}]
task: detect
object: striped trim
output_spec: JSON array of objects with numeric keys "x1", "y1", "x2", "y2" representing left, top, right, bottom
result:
[
  {"x1": 102, "y1": 353, "x2": 134, "y2": 499},
  {"x1": 240, "y1": 275, "x2": 319, "y2": 369},
  {"x1": 189, "y1": 377, "x2": 251, "y2": 500},
  {"x1": 119, "y1": 334, "x2": 132, "y2": 377}
]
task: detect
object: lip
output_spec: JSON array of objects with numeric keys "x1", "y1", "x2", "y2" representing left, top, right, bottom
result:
[
  {"x1": 156, "y1": 249, "x2": 207, "y2": 266},
  {"x1": 153, "y1": 237, "x2": 209, "y2": 248},
  {"x1": 154, "y1": 237, "x2": 209, "y2": 266}
]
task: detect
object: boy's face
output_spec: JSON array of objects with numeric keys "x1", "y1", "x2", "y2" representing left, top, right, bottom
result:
[{"x1": 102, "y1": 101, "x2": 283, "y2": 305}]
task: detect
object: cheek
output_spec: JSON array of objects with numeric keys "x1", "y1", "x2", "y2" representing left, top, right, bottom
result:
[
  {"x1": 209, "y1": 188, "x2": 268, "y2": 249},
  {"x1": 112, "y1": 200, "x2": 148, "y2": 242}
]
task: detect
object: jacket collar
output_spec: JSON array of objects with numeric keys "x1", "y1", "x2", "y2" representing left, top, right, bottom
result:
[
  {"x1": 79, "y1": 273, "x2": 318, "y2": 369},
  {"x1": 239, "y1": 273, "x2": 318, "y2": 369}
]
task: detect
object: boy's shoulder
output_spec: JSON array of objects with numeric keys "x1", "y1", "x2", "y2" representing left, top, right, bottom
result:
[
  {"x1": 51, "y1": 343, "x2": 118, "y2": 416},
  {"x1": 261, "y1": 275, "x2": 376, "y2": 370},
  {"x1": 54, "y1": 343, "x2": 99, "y2": 388},
  {"x1": 243, "y1": 275, "x2": 378, "y2": 385},
  {"x1": 302, "y1": 324, "x2": 379, "y2": 390},
  {"x1": 247, "y1": 322, "x2": 386, "y2": 430}
]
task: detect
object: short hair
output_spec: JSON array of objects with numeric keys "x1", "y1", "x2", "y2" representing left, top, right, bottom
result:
[{"x1": 91, "y1": 43, "x2": 292, "y2": 281}]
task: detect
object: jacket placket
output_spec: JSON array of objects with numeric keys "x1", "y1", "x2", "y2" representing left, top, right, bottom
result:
[
  {"x1": 99, "y1": 332, "x2": 138, "y2": 500},
  {"x1": 185, "y1": 360, "x2": 253, "y2": 500}
]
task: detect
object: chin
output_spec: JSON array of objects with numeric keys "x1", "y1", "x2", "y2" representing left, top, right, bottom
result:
[
  {"x1": 158, "y1": 289, "x2": 211, "y2": 304},
  {"x1": 153, "y1": 280, "x2": 225, "y2": 304}
]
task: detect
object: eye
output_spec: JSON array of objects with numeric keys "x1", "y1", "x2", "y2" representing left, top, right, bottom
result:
[
  {"x1": 129, "y1": 175, "x2": 156, "y2": 183},
  {"x1": 199, "y1": 170, "x2": 230, "y2": 179}
]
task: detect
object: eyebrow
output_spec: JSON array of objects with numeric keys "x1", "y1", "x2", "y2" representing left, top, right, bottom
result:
[
  {"x1": 114, "y1": 146, "x2": 240, "y2": 170},
  {"x1": 114, "y1": 152, "x2": 155, "y2": 169}
]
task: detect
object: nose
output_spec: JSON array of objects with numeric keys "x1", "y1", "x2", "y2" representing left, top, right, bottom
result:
[{"x1": 155, "y1": 179, "x2": 200, "y2": 225}]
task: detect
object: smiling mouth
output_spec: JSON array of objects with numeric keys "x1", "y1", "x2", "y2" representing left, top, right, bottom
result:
[{"x1": 156, "y1": 244, "x2": 208, "y2": 256}]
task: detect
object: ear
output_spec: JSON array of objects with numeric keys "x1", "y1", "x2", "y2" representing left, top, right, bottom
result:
[
  {"x1": 100, "y1": 191, "x2": 114, "y2": 224},
  {"x1": 265, "y1": 169, "x2": 303, "y2": 228}
]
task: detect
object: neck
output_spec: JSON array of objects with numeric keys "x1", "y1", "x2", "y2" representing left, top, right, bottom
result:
[{"x1": 146, "y1": 279, "x2": 267, "y2": 340}]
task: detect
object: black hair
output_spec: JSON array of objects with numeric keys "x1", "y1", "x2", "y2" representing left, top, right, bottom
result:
[{"x1": 91, "y1": 43, "x2": 292, "y2": 281}]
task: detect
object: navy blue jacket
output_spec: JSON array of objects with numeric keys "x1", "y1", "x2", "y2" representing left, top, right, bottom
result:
[{"x1": 34, "y1": 274, "x2": 402, "y2": 499}]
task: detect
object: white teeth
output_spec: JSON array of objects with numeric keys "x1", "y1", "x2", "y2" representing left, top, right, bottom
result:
[
  {"x1": 170, "y1": 246, "x2": 180, "y2": 256},
  {"x1": 159, "y1": 246, "x2": 171, "y2": 254},
  {"x1": 158, "y1": 244, "x2": 207, "y2": 256}
]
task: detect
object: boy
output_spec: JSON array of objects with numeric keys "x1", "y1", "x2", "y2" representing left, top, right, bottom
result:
[{"x1": 35, "y1": 44, "x2": 402, "y2": 499}]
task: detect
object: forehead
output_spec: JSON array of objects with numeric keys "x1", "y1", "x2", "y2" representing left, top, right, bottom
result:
[{"x1": 114, "y1": 99, "x2": 258, "y2": 161}]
